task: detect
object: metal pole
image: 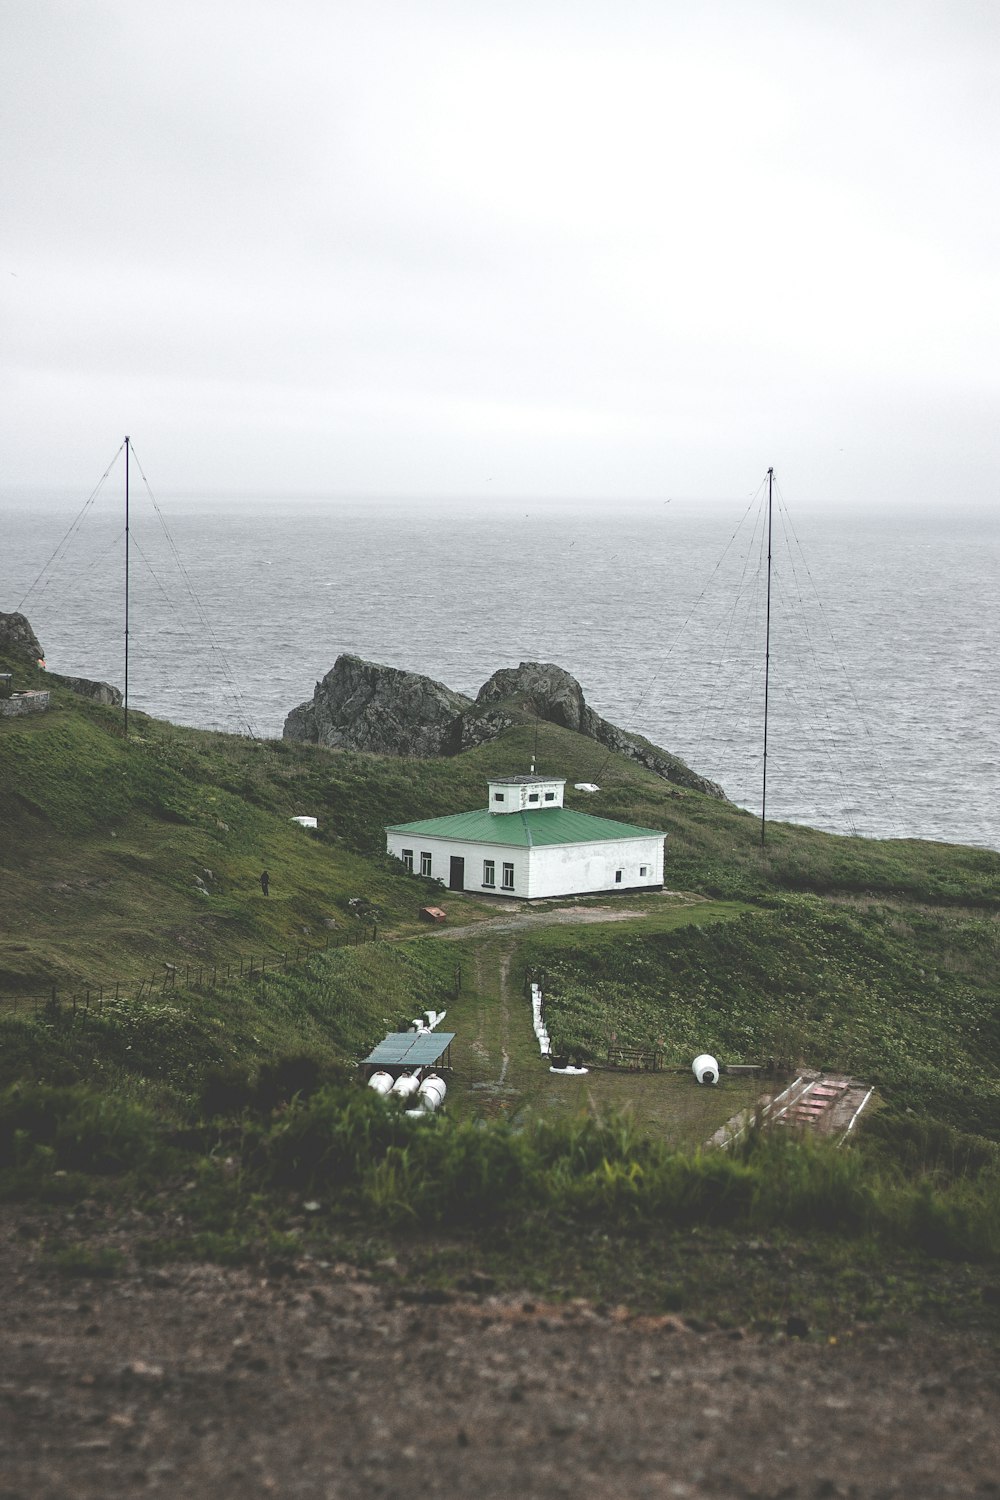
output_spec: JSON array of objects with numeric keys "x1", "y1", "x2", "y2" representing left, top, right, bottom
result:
[
  {"x1": 124, "y1": 436, "x2": 130, "y2": 739},
  {"x1": 761, "y1": 466, "x2": 773, "y2": 848}
]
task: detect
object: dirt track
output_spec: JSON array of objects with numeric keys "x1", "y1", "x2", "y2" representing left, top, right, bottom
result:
[
  {"x1": 422, "y1": 902, "x2": 658, "y2": 940},
  {"x1": 3, "y1": 1219, "x2": 998, "y2": 1499}
]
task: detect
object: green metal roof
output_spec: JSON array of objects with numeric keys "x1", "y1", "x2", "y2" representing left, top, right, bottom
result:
[
  {"x1": 362, "y1": 1032, "x2": 456, "y2": 1068},
  {"x1": 385, "y1": 807, "x2": 665, "y2": 848}
]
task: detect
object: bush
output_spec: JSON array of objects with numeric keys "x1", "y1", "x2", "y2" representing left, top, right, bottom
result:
[
  {"x1": 0, "y1": 1083, "x2": 166, "y2": 1184},
  {"x1": 200, "y1": 1063, "x2": 255, "y2": 1119}
]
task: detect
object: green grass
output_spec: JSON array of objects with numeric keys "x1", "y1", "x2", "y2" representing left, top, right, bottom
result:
[
  {"x1": 2, "y1": 689, "x2": 997, "y2": 1136},
  {"x1": 2, "y1": 668, "x2": 999, "y2": 1327},
  {"x1": 0, "y1": 695, "x2": 492, "y2": 994}
]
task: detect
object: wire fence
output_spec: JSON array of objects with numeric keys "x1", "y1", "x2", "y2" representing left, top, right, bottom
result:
[{"x1": 0, "y1": 924, "x2": 382, "y2": 1021}]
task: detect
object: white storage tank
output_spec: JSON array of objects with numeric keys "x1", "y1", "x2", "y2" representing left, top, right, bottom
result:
[
  {"x1": 692, "y1": 1053, "x2": 720, "y2": 1085},
  {"x1": 391, "y1": 1073, "x2": 421, "y2": 1098},
  {"x1": 367, "y1": 1071, "x2": 394, "y2": 1095},
  {"x1": 417, "y1": 1075, "x2": 447, "y2": 1111}
]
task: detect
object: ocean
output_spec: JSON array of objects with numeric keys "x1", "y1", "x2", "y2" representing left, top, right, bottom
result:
[{"x1": 3, "y1": 492, "x2": 998, "y2": 852}]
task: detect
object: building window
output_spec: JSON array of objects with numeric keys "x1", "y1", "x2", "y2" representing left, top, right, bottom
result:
[
  {"x1": 528, "y1": 792, "x2": 539, "y2": 803},
  {"x1": 544, "y1": 792, "x2": 555, "y2": 802},
  {"x1": 401, "y1": 849, "x2": 414, "y2": 873},
  {"x1": 483, "y1": 859, "x2": 495, "y2": 887},
  {"x1": 639, "y1": 864, "x2": 649, "y2": 877},
  {"x1": 615, "y1": 869, "x2": 623, "y2": 884},
  {"x1": 501, "y1": 862, "x2": 515, "y2": 890},
  {"x1": 420, "y1": 851, "x2": 432, "y2": 877},
  {"x1": 493, "y1": 792, "x2": 505, "y2": 803}
]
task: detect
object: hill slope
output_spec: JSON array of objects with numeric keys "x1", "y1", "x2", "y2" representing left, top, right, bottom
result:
[{"x1": 1, "y1": 676, "x2": 998, "y2": 1141}]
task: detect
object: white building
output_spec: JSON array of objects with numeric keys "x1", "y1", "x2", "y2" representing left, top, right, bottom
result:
[{"x1": 385, "y1": 774, "x2": 666, "y2": 900}]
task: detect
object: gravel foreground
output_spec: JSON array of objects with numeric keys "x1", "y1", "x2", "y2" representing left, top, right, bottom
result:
[{"x1": 3, "y1": 1218, "x2": 999, "y2": 1500}]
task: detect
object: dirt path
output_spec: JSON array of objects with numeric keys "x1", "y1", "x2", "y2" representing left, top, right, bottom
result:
[
  {"x1": 496, "y1": 945, "x2": 512, "y2": 1089},
  {"x1": 2, "y1": 1221, "x2": 997, "y2": 1499},
  {"x1": 460, "y1": 940, "x2": 517, "y2": 1106},
  {"x1": 423, "y1": 904, "x2": 655, "y2": 940}
]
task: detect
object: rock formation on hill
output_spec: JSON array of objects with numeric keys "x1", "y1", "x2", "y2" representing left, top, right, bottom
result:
[
  {"x1": 0, "y1": 611, "x2": 122, "y2": 704},
  {"x1": 284, "y1": 655, "x2": 725, "y2": 798},
  {"x1": 0, "y1": 612, "x2": 45, "y2": 664},
  {"x1": 282, "y1": 654, "x2": 473, "y2": 757},
  {"x1": 53, "y1": 675, "x2": 123, "y2": 706}
]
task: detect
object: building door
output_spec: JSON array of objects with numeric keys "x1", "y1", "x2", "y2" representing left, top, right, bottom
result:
[{"x1": 448, "y1": 855, "x2": 465, "y2": 891}]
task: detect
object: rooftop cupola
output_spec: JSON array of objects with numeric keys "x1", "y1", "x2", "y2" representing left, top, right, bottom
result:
[{"x1": 487, "y1": 774, "x2": 565, "y2": 813}]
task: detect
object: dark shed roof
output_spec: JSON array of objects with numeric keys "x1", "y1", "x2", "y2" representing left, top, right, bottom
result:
[{"x1": 362, "y1": 1032, "x2": 456, "y2": 1068}]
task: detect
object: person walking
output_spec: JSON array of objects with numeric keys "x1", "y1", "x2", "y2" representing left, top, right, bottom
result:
[{"x1": 260, "y1": 869, "x2": 270, "y2": 897}]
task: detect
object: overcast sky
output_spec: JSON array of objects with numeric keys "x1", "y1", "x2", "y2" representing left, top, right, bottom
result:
[{"x1": 3, "y1": 0, "x2": 998, "y2": 506}]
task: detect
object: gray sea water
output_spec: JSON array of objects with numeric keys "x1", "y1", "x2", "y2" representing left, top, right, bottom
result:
[{"x1": 3, "y1": 492, "x2": 998, "y2": 851}]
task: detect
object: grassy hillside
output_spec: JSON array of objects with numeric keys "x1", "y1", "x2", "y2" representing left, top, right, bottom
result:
[
  {"x1": 2, "y1": 677, "x2": 999, "y2": 1329},
  {"x1": 518, "y1": 900, "x2": 1000, "y2": 1139},
  {"x1": 0, "y1": 689, "x2": 490, "y2": 994},
  {"x1": 1, "y1": 680, "x2": 997, "y2": 1133}
]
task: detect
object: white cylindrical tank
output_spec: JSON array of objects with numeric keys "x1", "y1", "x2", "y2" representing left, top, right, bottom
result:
[
  {"x1": 417, "y1": 1075, "x2": 447, "y2": 1111},
  {"x1": 692, "y1": 1053, "x2": 720, "y2": 1085},
  {"x1": 391, "y1": 1073, "x2": 421, "y2": 1098},
  {"x1": 368, "y1": 1071, "x2": 394, "y2": 1095}
]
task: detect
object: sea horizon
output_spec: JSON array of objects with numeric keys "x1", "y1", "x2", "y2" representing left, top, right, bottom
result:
[{"x1": 3, "y1": 496, "x2": 998, "y2": 853}]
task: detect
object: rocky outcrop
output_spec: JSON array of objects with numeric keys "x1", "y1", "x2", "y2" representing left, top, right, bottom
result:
[
  {"x1": 284, "y1": 655, "x2": 725, "y2": 798},
  {"x1": 473, "y1": 662, "x2": 590, "y2": 732},
  {"x1": 0, "y1": 612, "x2": 44, "y2": 665},
  {"x1": 459, "y1": 662, "x2": 725, "y2": 797},
  {"x1": 283, "y1": 654, "x2": 473, "y2": 756},
  {"x1": 0, "y1": 613, "x2": 121, "y2": 703},
  {"x1": 49, "y1": 674, "x2": 123, "y2": 706}
]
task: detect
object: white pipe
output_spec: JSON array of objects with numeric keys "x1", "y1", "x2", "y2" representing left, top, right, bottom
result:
[
  {"x1": 838, "y1": 1086, "x2": 875, "y2": 1146},
  {"x1": 718, "y1": 1075, "x2": 805, "y2": 1150},
  {"x1": 765, "y1": 1076, "x2": 805, "y2": 1121}
]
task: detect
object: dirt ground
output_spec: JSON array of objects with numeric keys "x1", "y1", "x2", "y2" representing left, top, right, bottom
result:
[{"x1": 3, "y1": 1215, "x2": 998, "y2": 1500}]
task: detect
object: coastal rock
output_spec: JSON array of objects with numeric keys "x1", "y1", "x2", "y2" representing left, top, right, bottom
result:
[
  {"x1": 283, "y1": 654, "x2": 473, "y2": 756},
  {"x1": 462, "y1": 661, "x2": 726, "y2": 797},
  {"x1": 49, "y1": 674, "x2": 123, "y2": 706},
  {"x1": 284, "y1": 654, "x2": 725, "y2": 798},
  {"x1": 0, "y1": 612, "x2": 121, "y2": 703},
  {"x1": 473, "y1": 662, "x2": 589, "y2": 732},
  {"x1": 0, "y1": 611, "x2": 44, "y2": 664}
]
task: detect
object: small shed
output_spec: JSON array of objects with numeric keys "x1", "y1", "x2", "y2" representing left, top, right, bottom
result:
[{"x1": 360, "y1": 1031, "x2": 456, "y2": 1080}]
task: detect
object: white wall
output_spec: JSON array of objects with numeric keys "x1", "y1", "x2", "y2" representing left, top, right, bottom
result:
[
  {"x1": 487, "y1": 778, "x2": 565, "y2": 811},
  {"x1": 524, "y1": 836, "x2": 664, "y2": 898},
  {"x1": 386, "y1": 831, "x2": 528, "y2": 893},
  {"x1": 386, "y1": 829, "x2": 664, "y2": 899}
]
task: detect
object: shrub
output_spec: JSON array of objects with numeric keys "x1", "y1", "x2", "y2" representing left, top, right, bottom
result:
[{"x1": 0, "y1": 1083, "x2": 166, "y2": 1182}]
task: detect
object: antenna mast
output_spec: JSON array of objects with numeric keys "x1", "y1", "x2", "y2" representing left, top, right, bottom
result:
[
  {"x1": 760, "y1": 466, "x2": 773, "y2": 847},
  {"x1": 124, "y1": 435, "x2": 130, "y2": 739}
]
